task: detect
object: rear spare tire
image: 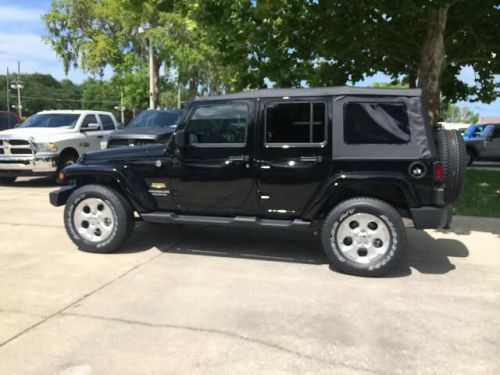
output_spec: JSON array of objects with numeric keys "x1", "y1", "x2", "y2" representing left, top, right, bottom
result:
[{"x1": 437, "y1": 129, "x2": 466, "y2": 203}]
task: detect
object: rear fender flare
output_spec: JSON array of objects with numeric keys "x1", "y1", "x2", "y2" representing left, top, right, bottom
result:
[{"x1": 303, "y1": 172, "x2": 419, "y2": 219}]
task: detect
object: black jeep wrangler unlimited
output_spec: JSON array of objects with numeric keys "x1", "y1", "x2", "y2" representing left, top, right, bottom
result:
[{"x1": 50, "y1": 87, "x2": 466, "y2": 276}]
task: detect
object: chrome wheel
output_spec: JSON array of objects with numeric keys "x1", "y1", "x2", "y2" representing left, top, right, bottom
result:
[
  {"x1": 73, "y1": 198, "x2": 115, "y2": 243},
  {"x1": 334, "y1": 212, "x2": 391, "y2": 265}
]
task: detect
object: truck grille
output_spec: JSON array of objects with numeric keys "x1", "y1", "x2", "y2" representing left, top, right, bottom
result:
[{"x1": 0, "y1": 139, "x2": 33, "y2": 156}]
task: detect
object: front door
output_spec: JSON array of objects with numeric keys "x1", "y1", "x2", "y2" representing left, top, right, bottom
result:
[
  {"x1": 169, "y1": 100, "x2": 255, "y2": 213},
  {"x1": 256, "y1": 99, "x2": 331, "y2": 217}
]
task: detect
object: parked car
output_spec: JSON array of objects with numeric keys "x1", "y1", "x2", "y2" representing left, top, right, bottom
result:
[
  {"x1": 106, "y1": 109, "x2": 183, "y2": 149},
  {"x1": 464, "y1": 123, "x2": 500, "y2": 165},
  {"x1": 463, "y1": 123, "x2": 487, "y2": 141},
  {"x1": 50, "y1": 87, "x2": 466, "y2": 277},
  {"x1": 0, "y1": 110, "x2": 118, "y2": 184},
  {"x1": 0, "y1": 111, "x2": 21, "y2": 131}
]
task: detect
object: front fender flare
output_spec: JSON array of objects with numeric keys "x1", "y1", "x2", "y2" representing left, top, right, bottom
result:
[{"x1": 59, "y1": 163, "x2": 157, "y2": 212}]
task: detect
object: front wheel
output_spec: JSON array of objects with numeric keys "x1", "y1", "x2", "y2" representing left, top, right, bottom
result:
[
  {"x1": 321, "y1": 198, "x2": 406, "y2": 277},
  {"x1": 64, "y1": 184, "x2": 134, "y2": 253}
]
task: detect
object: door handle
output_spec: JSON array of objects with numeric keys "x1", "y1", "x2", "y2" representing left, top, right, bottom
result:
[
  {"x1": 299, "y1": 156, "x2": 322, "y2": 162},
  {"x1": 228, "y1": 155, "x2": 249, "y2": 162},
  {"x1": 97, "y1": 136, "x2": 104, "y2": 139}
]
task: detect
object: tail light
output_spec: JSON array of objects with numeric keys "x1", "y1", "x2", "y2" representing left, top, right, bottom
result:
[{"x1": 433, "y1": 162, "x2": 443, "y2": 182}]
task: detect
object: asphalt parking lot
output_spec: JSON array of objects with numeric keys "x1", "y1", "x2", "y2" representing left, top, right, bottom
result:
[{"x1": 0, "y1": 178, "x2": 499, "y2": 374}]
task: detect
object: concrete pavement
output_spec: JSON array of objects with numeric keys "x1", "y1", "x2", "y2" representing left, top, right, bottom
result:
[{"x1": 0, "y1": 178, "x2": 499, "y2": 374}]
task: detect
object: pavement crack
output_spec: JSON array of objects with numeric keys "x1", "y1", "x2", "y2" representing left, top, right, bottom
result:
[
  {"x1": 60, "y1": 311, "x2": 384, "y2": 374},
  {"x1": 0, "y1": 236, "x2": 188, "y2": 349}
]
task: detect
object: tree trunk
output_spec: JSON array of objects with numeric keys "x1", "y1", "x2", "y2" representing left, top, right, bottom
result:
[{"x1": 418, "y1": 5, "x2": 449, "y2": 125}]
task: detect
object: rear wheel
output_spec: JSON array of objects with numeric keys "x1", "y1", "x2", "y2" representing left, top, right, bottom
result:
[
  {"x1": 64, "y1": 184, "x2": 134, "y2": 253},
  {"x1": 321, "y1": 197, "x2": 406, "y2": 277},
  {"x1": 0, "y1": 177, "x2": 16, "y2": 184}
]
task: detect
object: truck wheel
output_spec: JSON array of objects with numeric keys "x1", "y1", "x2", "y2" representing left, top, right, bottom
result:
[
  {"x1": 57, "y1": 152, "x2": 78, "y2": 173},
  {"x1": 437, "y1": 129, "x2": 466, "y2": 203},
  {"x1": 321, "y1": 198, "x2": 406, "y2": 277},
  {"x1": 64, "y1": 184, "x2": 134, "y2": 253},
  {"x1": 0, "y1": 177, "x2": 16, "y2": 184}
]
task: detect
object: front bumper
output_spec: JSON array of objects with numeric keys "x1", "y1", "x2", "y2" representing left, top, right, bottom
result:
[
  {"x1": 0, "y1": 155, "x2": 58, "y2": 176},
  {"x1": 410, "y1": 205, "x2": 453, "y2": 229},
  {"x1": 49, "y1": 185, "x2": 76, "y2": 206}
]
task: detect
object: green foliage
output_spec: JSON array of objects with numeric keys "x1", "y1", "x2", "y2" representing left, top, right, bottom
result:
[{"x1": 0, "y1": 73, "x2": 82, "y2": 115}]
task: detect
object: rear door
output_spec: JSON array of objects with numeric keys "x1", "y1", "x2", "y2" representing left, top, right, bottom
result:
[
  {"x1": 98, "y1": 114, "x2": 118, "y2": 149},
  {"x1": 168, "y1": 100, "x2": 255, "y2": 213},
  {"x1": 255, "y1": 98, "x2": 331, "y2": 217}
]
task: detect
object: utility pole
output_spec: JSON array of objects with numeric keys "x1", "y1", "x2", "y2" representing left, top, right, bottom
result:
[
  {"x1": 11, "y1": 61, "x2": 23, "y2": 118},
  {"x1": 120, "y1": 90, "x2": 125, "y2": 124},
  {"x1": 5, "y1": 67, "x2": 9, "y2": 112},
  {"x1": 138, "y1": 23, "x2": 156, "y2": 110}
]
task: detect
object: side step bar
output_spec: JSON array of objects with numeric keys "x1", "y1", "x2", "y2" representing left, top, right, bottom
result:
[{"x1": 141, "y1": 212, "x2": 312, "y2": 229}]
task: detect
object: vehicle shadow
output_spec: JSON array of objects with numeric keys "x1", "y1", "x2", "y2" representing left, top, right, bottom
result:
[
  {"x1": 4, "y1": 177, "x2": 56, "y2": 188},
  {"x1": 122, "y1": 223, "x2": 469, "y2": 277}
]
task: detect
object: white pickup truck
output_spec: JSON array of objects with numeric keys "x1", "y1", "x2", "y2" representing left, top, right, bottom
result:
[{"x1": 0, "y1": 110, "x2": 119, "y2": 183}]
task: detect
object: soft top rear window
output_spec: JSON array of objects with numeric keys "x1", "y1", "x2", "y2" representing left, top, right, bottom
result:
[{"x1": 344, "y1": 102, "x2": 410, "y2": 144}]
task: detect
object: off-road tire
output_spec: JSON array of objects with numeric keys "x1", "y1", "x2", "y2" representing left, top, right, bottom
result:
[
  {"x1": 64, "y1": 184, "x2": 134, "y2": 253},
  {"x1": 321, "y1": 197, "x2": 406, "y2": 277},
  {"x1": 437, "y1": 129, "x2": 466, "y2": 203},
  {"x1": 0, "y1": 177, "x2": 16, "y2": 184}
]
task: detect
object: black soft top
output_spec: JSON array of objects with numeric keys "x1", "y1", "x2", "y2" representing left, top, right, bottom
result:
[{"x1": 194, "y1": 86, "x2": 422, "y2": 102}]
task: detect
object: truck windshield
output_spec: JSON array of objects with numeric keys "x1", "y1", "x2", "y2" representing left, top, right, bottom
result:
[
  {"x1": 127, "y1": 111, "x2": 180, "y2": 129},
  {"x1": 21, "y1": 114, "x2": 80, "y2": 128}
]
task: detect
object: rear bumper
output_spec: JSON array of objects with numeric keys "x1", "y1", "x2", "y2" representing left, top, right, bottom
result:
[
  {"x1": 49, "y1": 185, "x2": 76, "y2": 207},
  {"x1": 410, "y1": 205, "x2": 452, "y2": 229},
  {"x1": 0, "y1": 155, "x2": 58, "y2": 176}
]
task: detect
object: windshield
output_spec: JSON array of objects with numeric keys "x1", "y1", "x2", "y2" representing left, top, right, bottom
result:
[
  {"x1": 21, "y1": 113, "x2": 80, "y2": 129},
  {"x1": 127, "y1": 111, "x2": 180, "y2": 129}
]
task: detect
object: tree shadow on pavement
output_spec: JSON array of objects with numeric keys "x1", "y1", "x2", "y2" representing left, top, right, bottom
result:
[{"x1": 121, "y1": 223, "x2": 470, "y2": 277}]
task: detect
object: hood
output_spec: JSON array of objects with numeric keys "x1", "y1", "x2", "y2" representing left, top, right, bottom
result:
[
  {"x1": 82, "y1": 143, "x2": 167, "y2": 163},
  {"x1": 0, "y1": 127, "x2": 74, "y2": 139},
  {"x1": 109, "y1": 127, "x2": 174, "y2": 140}
]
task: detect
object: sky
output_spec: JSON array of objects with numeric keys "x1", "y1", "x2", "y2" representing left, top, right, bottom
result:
[{"x1": 0, "y1": 0, "x2": 498, "y2": 117}]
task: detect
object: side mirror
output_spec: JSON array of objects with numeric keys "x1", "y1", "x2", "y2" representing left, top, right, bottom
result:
[
  {"x1": 81, "y1": 123, "x2": 100, "y2": 132},
  {"x1": 174, "y1": 129, "x2": 186, "y2": 148},
  {"x1": 117, "y1": 123, "x2": 124, "y2": 129}
]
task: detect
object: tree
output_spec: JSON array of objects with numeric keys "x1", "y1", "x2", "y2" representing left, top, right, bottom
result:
[
  {"x1": 44, "y1": 0, "x2": 225, "y2": 108},
  {"x1": 194, "y1": 0, "x2": 499, "y2": 124}
]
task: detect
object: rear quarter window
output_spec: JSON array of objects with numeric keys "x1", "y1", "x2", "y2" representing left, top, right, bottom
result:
[{"x1": 344, "y1": 102, "x2": 410, "y2": 144}]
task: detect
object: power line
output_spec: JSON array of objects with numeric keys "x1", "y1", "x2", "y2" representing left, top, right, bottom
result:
[{"x1": 21, "y1": 96, "x2": 120, "y2": 104}]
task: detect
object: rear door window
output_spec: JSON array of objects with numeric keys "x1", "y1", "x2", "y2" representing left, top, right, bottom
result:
[
  {"x1": 100, "y1": 114, "x2": 116, "y2": 130},
  {"x1": 344, "y1": 102, "x2": 410, "y2": 144},
  {"x1": 265, "y1": 102, "x2": 326, "y2": 145}
]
